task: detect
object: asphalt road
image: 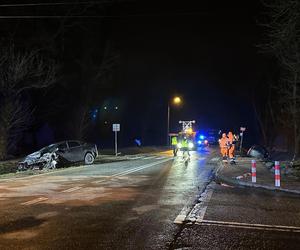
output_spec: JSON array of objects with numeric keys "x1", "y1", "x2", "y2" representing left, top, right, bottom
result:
[
  {"x1": 1, "y1": 148, "x2": 300, "y2": 250},
  {"x1": 172, "y1": 184, "x2": 300, "y2": 250}
]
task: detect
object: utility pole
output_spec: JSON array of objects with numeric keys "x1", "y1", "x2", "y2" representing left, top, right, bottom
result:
[{"x1": 167, "y1": 105, "x2": 170, "y2": 146}]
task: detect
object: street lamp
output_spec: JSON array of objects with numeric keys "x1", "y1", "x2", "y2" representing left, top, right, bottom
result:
[
  {"x1": 167, "y1": 96, "x2": 182, "y2": 146},
  {"x1": 173, "y1": 97, "x2": 181, "y2": 105}
]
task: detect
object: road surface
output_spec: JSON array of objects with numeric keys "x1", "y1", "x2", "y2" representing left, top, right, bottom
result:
[{"x1": 0, "y1": 148, "x2": 300, "y2": 249}]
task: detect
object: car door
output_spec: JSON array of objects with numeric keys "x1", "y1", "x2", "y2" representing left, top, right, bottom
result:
[
  {"x1": 66, "y1": 141, "x2": 84, "y2": 162},
  {"x1": 55, "y1": 142, "x2": 69, "y2": 161}
]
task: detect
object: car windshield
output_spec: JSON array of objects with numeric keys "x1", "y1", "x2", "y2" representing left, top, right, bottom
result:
[{"x1": 39, "y1": 144, "x2": 58, "y2": 154}]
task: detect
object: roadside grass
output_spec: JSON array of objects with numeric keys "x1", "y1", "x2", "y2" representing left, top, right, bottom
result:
[{"x1": 0, "y1": 159, "x2": 19, "y2": 175}]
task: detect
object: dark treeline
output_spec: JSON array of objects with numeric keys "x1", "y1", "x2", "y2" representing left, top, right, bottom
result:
[{"x1": 0, "y1": 0, "x2": 299, "y2": 159}]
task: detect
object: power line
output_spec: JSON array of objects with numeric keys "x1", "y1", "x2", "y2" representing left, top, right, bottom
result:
[
  {"x1": 0, "y1": 11, "x2": 211, "y2": 19},
  {"x1": 0, "y1": 1, "x2": 112, "y2": 8},
  {"x1": 0, "y1": 15, "x2": 107, "y2": 19}
]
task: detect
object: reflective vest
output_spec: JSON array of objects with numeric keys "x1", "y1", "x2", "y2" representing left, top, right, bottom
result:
[
  {"x1": 219, "y1": 137, "x2": 228, "y2": 148},
  {"x1": 171, "y1": 137, "x2": 178, "y2": 145},
  {"x1": 181, "y1": 139, "x2": 188, "y2": 148}
]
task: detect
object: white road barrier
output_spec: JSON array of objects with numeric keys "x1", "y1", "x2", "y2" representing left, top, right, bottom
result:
[
  {"x1": 275, "y1": 161, "x2": 280, "y2": 187},
  {"x1": 251, "y1": 159, "x2": 256, "y2": 183}
]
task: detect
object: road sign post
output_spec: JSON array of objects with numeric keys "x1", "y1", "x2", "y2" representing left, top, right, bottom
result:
[
  {"x1": 239, "y1": 127, "x2": 246, "y2": 154},
  {"x1": 113, "y1": 124, "x2": 120, "y2": 156}
]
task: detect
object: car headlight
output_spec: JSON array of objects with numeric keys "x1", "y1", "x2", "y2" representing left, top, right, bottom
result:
[
  {"x1": 177, "y1": 143, "x2": 182, "y2": 149},
  {"x1": 204, "y1": 140, "x2": 208, "y2": 145},
  {"x1": 188, "y1": 142, "x2": 194, "y2": 149},
  {"x1": 198, "y1": 140, "x2": 202, "y2": 145}
]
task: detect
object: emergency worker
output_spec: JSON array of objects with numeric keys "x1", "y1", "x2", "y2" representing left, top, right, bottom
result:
[
  {"x1": 171, "y1": 136, "x2": 178, "y2": 156},
  {"x1": 227, "y1": 131, "x2": 236, "y2": 163},
  {"x1": 219, "y1": 133, "x2": 228, "y2": 160},
  {"x1": 181, "y1": 137, "x2": 190, "y2": 157}
]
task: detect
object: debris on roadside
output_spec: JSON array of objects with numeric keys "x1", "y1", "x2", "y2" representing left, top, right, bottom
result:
[{"x1": 235, "y1": 173, "x2": 251, "y2": 180}]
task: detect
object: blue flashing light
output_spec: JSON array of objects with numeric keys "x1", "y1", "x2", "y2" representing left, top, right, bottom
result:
[
  {"x1": 198, "y1": 140, "x2": 202, "y2": 145},
  {"x1": 200, "y1": 135, "x2": 205, "y2": 140}
]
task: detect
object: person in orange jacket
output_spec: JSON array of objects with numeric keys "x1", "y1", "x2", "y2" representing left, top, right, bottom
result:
[
  {"x1": 227, "y1": 131, "x2": 236, "y2": 164},
  {"x1": 219, "y1": 133, "x2": 228, "y2": 160}
]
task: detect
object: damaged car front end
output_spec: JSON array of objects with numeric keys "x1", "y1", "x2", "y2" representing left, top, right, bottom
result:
[
  {"x1": 18, "y1": 144, "x2": 60, "y2": 170},
  {"x1": 18, "y1": 141, "x2": 98, "y2": 171}
]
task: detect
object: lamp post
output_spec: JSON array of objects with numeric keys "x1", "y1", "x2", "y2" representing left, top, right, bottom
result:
[{"x1": 167, "y1": 96, "x2": 182, "y2": 146}]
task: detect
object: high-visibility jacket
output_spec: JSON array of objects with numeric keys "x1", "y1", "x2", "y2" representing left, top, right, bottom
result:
[
  {"x1": 171, "y1": 137, "x2": 178, "y2": 145},
  {"x1": 219, "y1": 137, "x2": 228, "y2": 148},
  {"x1": 228, "y1": 132, "x2": 234, "y2": 144},
  {"x1": 181, "y1": 139, "x2": 188, "y2": 148}
]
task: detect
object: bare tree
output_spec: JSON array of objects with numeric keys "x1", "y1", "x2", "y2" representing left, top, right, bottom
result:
[
  {"x1": 260, "y1": 0, "x2": 300, "y2": 158},
  {"x1": 67, "y1": 39, "x2": 120, "y2": 140},
  {"x1": 0, "y1": 44, "x2": 56, "y2": 159}
]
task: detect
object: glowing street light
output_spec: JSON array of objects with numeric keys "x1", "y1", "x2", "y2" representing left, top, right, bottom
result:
[
  {"x1": 167, "y1": 96, "x2": 182, "y2": 146},
  {"x1": 173, "y1": 96, "x2": 181, "y2": 105}
]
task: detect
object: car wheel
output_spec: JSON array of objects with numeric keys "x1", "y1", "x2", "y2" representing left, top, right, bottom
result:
[{"x1": 84, "y1": 152, "x2": 94, "y2": 165}]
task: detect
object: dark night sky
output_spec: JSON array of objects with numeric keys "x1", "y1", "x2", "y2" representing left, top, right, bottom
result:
[
  {"x1": 1, "y1": 0, "x2": 270, "y2": 149},
  {"x1": 109, "y1": 0, "x2": 266, "y2": 145}
]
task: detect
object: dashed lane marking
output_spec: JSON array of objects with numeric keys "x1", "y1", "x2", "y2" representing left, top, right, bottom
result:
[
  {"x1": 143, "y1": 156, "x2": 157, "y2": 160},
  {"x1": 127, "y1": 156, "x2": 144, "y2": 160},
  {"x1": 61, "y1": 186, "x2": 83, "y2": 193},
  {"x1": 21, "y1": 197, "x2": 48, "y2": 206},
  {"x1": 198, "y1": 219, "x2": 300, "y2": 233},
  {"x1": 92, "y1": 158, "x2": 172, "y2": 184},
  {"x1": 155, "y1": 156, "x2": 168, "y2": 160},
  {"x1": 210, "y1": 157, "x2": 220, "y2": 162}
]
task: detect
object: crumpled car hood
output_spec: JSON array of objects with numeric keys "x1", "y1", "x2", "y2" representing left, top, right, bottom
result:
[{"x1": 20, "y1": 151, "x2": 42, "y2": 165}]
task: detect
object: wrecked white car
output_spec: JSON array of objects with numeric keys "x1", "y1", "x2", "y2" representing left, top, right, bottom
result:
[{"x1": 18, "y1": 141, "x2": 98, "y2": 170}]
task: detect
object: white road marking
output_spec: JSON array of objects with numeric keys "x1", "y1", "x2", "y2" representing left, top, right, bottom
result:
[
  {"x1": 61, "y1": 186, "x2": 82, "y2": 193},
  {"x1": 174, "y1": 197, "x2": 198, "y2": 224},
  {"x1": 195, "y1": 188, "x2": 214, "y2": 223},
  {"x1": 174, "y1": 214, "x2": 187, "y2": 224},
  {"x1": 114, "y1": 159, "x2": 171, "y2": 177},
  {"x1": 92, "y1": 158, "x2": 172, "y2": 184},
  {"x1": 128, "y1": 156, "x2": 144, "y2": 160},
  {"x1": 143, "y1": 156, "x2": 157, "y2": 160},
  {"x1": 155, "y1": 156, "x2": 168, "y2": 160},
  {"x1": 19, "y1": 158, "x2": 172, "y2": 205},
  {"x1": 21, "y1": 197, "x2": 48, "y2": 206},
  {"x1": 198, "y1": 219, "x2": 300, "y2": 233}
]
